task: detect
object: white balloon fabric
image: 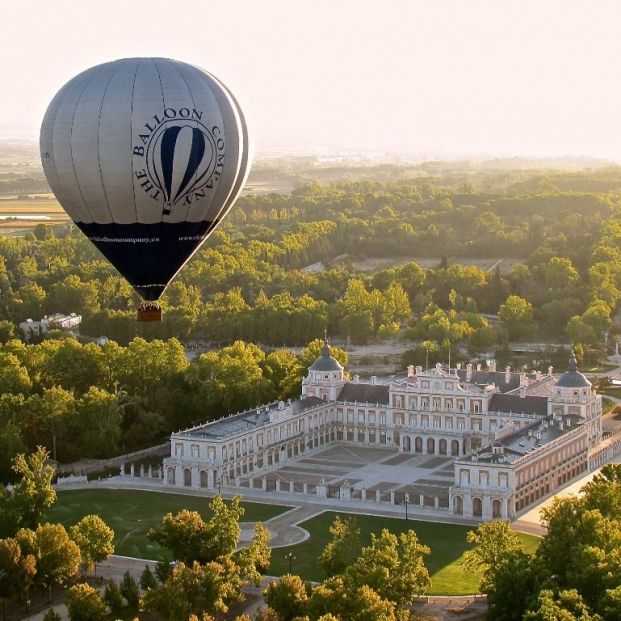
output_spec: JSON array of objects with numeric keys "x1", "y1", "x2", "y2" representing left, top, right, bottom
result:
[{"x1": 40, "y1": 57, "x2": 250, "y2": 300}]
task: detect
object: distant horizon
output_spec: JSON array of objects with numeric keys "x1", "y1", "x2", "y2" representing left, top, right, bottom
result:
[{"x1": 1, "y1": 129, "x2": 619, "y2": 167}]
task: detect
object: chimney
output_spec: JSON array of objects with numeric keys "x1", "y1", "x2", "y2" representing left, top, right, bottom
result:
[
  {"x1": 278, "y1": 401, "x2": 285, "y2": 410},
  {"x1": 505, "y1": 366, "x2": 511, "y2": 383},
  {"x1": 520, "y1": 386, "x2": 526, "y2": 398},
  {"x1": 416, "y1": 365, "x2": 423, "y2": 375},
  {"x1": 371, "y1": 376, "x2": 377, "y2": 385},
  {"x1": 488, "y1": 359, "x2": 496, "y2": 372},
  {"x1": 476, "y1": 363, "x2": 482, "y2": 371},
  {"x1": 466, "y1": 364, "x2": 473, "y2": 381},
  {"x1": 407, "y1": 365, "x2": 414, "y2": 377},
  {"x1": 559, "y1": 419, "x2": 564, "y2": 431},
  {"x1": 535, "y1": 370, "x2": 541, "y2": 380},
  {"x1": 456, "y1": 362, "x2": 462, "y2": 370},
  {"x1": 435, "y1": 362, "x2": 442, "y2": 372},
  {"x1": 548, "y1": 366, "x2": 553, "y2": 377},
  {"x1": 354, "y1": 374, "x2": 360, "y2": 384},
  {"x1": 520, "y1": 373, "x2": 527, "y2": 387}
]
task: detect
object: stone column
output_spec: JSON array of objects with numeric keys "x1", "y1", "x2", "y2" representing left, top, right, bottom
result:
[
  {"x1": 340, "y1": 481, "x2": 351, "y2": 501},
  {"x1": 119, "y1": 464, "x2": 125, "y2": 477},
  {"x1": 275, "y1": 480, "x2": 281, "y2": 493},
  {"x1": 375, "y1": 489, "x2": 381, "y2": 503},
  {"x1": 303, "y1": 482, "x2": 308, "y2": 494},
  {"x1": 130, "y1": 463, "x2": 135, "y2": 477},
  {"x1": 316, "y1": 480, "x2": 327, "y2": 498},
  {"x1": 148, "y1": 465, "x2": 153, "y2": 478},
  {"x1": 191, "y1": 466, "x2": 200, "y2": 489},
  {"x1": 390, "y1": 490, "x2": 395, "y2": 504},
  {"x1": 434, "y1": 496, "x2": 439, "y2": 509},
  {"x1": 419, "y1": 494, "x2": 425, "y2": 507},
  {"x1": 361, "y1": 487, "x2": 367, "y2": 501},
  {"x1": 262, "y1": 476, "x2": 267, "y2": 491},
  {"x1": 139, "y1": 464, "x2": 145, "y2": 478}
]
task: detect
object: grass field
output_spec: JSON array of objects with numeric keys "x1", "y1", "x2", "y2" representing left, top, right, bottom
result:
[
  {"x1": 46, "y1": 489, "x2": 289, "y2": 561},
  {"x1": 269, "y1": 511, "x2": 540, "y2": 596}
]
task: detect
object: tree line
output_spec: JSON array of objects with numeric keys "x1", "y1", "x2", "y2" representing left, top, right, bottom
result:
[{"x1": 0, "y1": 336, "x2": 346, "y2": 478}]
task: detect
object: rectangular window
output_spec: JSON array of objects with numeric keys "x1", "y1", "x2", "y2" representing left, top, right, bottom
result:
[{"x1": 175, "y1": 443, "x2": 184, "y2": 457}]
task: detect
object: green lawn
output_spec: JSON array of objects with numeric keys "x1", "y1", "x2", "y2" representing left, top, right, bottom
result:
[
  {"x1": 46, "y1": 489, "x2": 289, "y2": 561},
  {"x1": 269, "y1": 511, "x2": 540, "y2": 596}
]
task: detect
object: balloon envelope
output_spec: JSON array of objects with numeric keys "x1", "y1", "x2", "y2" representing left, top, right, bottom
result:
[{"x1": 40, "y1": 57, "x2": 250, "y2": 300}]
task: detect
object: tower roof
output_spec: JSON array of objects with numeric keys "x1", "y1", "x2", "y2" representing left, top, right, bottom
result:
[
  {"x1": 309, "y1": 340, "x2": 343, "y2": 372},
  {"x1": 556, "y1": 352, "x2": 591, "y2": 388}
]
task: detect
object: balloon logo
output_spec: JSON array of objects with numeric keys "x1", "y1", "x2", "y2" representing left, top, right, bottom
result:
[{"x1": 148, "y1": 122, "x2": 217, "y2": 216}]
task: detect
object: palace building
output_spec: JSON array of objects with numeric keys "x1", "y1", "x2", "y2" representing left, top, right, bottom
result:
[{"x1": 163, "y1": 343, "x2": 603, "y2": 521}]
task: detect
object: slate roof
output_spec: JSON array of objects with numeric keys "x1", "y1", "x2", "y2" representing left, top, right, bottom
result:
[
  {"x1": 337, "y1": 383, "x2": 390, "y2": 405},
  {"x1": 455, "y1": 370, "x2": 521, "y2": 393},
  {"x1": 488, "y1": 393, "x2": 549, "y2": 417},
  {"x1": 309, "y1": 341, "x2": 344, "y2": 372},
  {"x1": 466, "y1": 415, "x2": 584, "y2": 465},
  {"x1": 556, "y1": 354, "x2": 591, "y2": 388},
  {"x1": 181, "y1": 396, "x2": 324, "y2": 440}
]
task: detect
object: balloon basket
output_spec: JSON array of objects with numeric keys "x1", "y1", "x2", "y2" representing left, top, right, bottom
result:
[{"x1": 137, "y1": 304, "x2": 163, "y2": 322}]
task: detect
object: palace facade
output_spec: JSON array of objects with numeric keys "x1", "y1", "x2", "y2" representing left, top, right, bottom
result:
[{"x1": 163, "y1": 343, "x2": 603, "y2": 521}]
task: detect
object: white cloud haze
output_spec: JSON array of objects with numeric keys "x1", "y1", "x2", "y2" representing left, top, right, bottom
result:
[{"x1": 2, "y1": 0, "x2": 621, "y2": 159}]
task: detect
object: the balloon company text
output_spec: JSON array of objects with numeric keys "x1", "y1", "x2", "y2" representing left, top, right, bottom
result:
[{"x1": 132, "y1": 107, "x2": 225, "y2": 214}]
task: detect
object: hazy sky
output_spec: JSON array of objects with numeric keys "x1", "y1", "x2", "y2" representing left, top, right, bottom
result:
[{"x1": 3, "y1": 0, "x2": 621, "y2": 159}]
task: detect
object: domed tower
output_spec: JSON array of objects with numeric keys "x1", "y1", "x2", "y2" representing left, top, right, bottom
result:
[
  {"x1": 549, "y1": 352, "x2": 601, "y2": 447},
  {"x1": 301, "y1": 340, "x2": 346, "y2": 401}
]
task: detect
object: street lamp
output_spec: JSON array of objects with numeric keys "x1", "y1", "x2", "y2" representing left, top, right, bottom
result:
[
  {"x1": 285, "y1": 552, "x2": 295, "y2": 574},
  {"x1": 404, "y1": 495, "x2": 409, "y2": 521}
]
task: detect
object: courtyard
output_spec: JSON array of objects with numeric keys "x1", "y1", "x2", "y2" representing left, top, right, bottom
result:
[{"x1": 236, "y1": 444, "x2": 455, "y2": 508}]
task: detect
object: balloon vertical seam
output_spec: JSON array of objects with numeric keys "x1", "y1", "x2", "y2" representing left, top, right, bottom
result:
[
  {"x1": 96, "y1": 63, "x2": 122, "y2": 224},
  {"x1": 128, "y1": 59, "x2": 140, "y2": 223},
  {"x1": 68, "y1": 65, "x2": 109, "y2": 224}
]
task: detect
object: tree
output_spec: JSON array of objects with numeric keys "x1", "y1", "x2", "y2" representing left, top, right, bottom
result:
[
  {"x1": 498, "y1": 295, "x2": 535, "y2": 341},
  {"x1": 345, "y1": 529, "x2": 430, "y2": 612},
  {"x1": 263, "y1": 574, "x2": 309, "y2": 621},
  {"x1": 4, "y1": 447, "x2": 56, "y2": 535},
  {"x1": 236, "y1": 522, "x2": 271, "y2": 585},
  {"x1": 141, "y1": 560, "x2": 243, "y2": 621},
  {"x1": 17, "y1": 523, "x2": 80, "y2": 600},
  {"x1": 308, "y1": 576, "x2": 396, "y2": 621},
  {"x1": 318, "y1": 515, "x2": 361, "y2": 577},
  {"x1": 65, "y1": 583, "x2": 107, "y2": 621},
  {"x1": 74, "y1": 387, "x2": 122, "y2": 458},
  {"x1": 69, "y1": 514, "x2": 115, "y2": 576},
  {"x1": 140, "y1": 564, "x2": 159, "y2": 591},
  {"x1": 26, "y1": 388, "x2": 75, "y2": 461},
  {"x1": 147, "y1": 496, "x2": 244, "y2": 565},
  {"x1": 119, "y1": 570, "x2": 140, "y2": 611},
  {"x1": 0, "y1": 537, "x2": 37, "y2": 615},
  {"x1": 42, "y1": 609, "x2": 62, "y2": 621},
  {"x1": 581, "y1": 464, "x2": 621, "y2": 520},
  {"x1": 524, "y1": 589, "x2": 598, "y2": 621},
  {"x1": 103, "y1": 580, "x2": 124, "y2": 618},
  {"x1": 463, "y1": 519, "x2": 524, "y2": 584},
  {"x1": 483, "y1": 550, "x2": 542, "y2": 621}
]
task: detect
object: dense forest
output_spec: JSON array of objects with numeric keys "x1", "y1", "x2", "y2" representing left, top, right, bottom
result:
[{"x1": 2, "y1": 164, "x2": 621, "y2": 474}]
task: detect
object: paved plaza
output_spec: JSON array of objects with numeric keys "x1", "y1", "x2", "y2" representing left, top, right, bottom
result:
[{"x1": 237, "y1": 444, "x2": 454, "y2": 508}]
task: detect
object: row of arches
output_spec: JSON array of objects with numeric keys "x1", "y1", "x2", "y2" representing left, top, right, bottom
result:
[
  {"x1": 453, "y1": 495, "x2": 503, "y2": 518},
  {"x1": 166, "y1": 467, "x2": 218, "y2": 488},
  {"x1": 402, "y1": 436, "x2": 461, "y2": 456}
]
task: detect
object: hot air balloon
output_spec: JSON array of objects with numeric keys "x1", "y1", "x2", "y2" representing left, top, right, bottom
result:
[{"x1": 40, "y1": 58, "x2": 250, "y2": 321}]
